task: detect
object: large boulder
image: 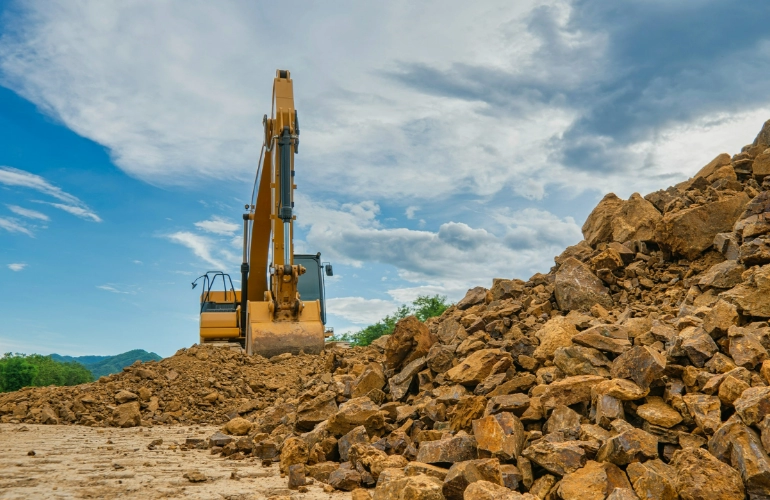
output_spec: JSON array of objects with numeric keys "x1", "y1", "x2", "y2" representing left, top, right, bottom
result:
[
  {"x1": 671, "y1": 447, "x2": 744, "y2": 500},
  {"x1": 611, "y1": 193, "x2": 662, "y2": 243},
  {"x1": 557, "y1": 461, "x2": 633, "y2": 500},
  {"x1": 532, "y1": 316, "x2": 580, "y2": 361},
  {"x1": 721, "y1": 263, "x2": 770, "y2": 317},
  {"x1": 112, "y1": 402, "x2": 141, "y2": 428},
  {"x1": 445, "y1": 349, "x2": 512, "y2": 386},
  {"x1": 654, "y1": 193, "x2": 750, "y2": 259},
  {"x1": 583, "y1": 193, "x2": 624, "y2": 246},
  {"x1": 554, "y1": 257, "x2": 613, "y2": 312},
  {"x1": 327, "y1": 397, "x2": 386, "y2": 436},
  {"x1": 385, "y1": 316, "x2": 437, "y2": 371}
]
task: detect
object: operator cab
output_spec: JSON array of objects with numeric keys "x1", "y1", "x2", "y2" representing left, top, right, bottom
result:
[{"x1": 295, "y1": 252, "x2": 333, "y2": 325}]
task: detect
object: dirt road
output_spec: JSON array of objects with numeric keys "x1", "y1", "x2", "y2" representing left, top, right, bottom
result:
[{"x1": 0, "y1": 423, "x2": 344, "y2": 499}]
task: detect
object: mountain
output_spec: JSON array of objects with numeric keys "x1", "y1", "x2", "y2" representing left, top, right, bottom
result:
[{"x1": 50, "y1": 349, "x2": 162, "y2": 378}]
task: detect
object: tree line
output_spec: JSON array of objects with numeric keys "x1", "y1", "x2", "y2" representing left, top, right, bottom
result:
[{"x1": 0, "y1": 353, "x2": 93, "y2": 392}]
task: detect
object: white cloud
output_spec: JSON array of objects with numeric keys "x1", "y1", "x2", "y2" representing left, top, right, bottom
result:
[
  {"x1": 96, "y1": 284, "x2": 136, "y2": 295},
  {"x1": 166, "y1": 231, "x2": 227, "y2": 270},
  {"x1": 0, "y1": 166, "x2": 100, "y2": 223},
  {"x1": 7, "y1": 263, "x2": 27, "y2": 272},
  {"x1": 405, "y1": 206, "x2": 419, "y2": 219},
  {"x1": 7, "y1": 204, "x2": 49, "y2": 221},
  {"x1": 37, "y1": 202, "x2": 102, "y2": 222},
  {"x1": 194, "y1": 216, "x2": 240, "y2": 235},
  {"x1": 132, "y1": 260, "x2": 143, "y2": 264},
  {"x1": 0, "y1": 166, "x2": 82, "y2": 205},
  {"x1": 0, "y1": 217, "x2": 33, "y2": 237},
  {"x1": 296, "y1": 193, "x2": 581, "y2": 289},
  {"x1": 326, "y1": 297, "x2": 400, "y2": 325}
]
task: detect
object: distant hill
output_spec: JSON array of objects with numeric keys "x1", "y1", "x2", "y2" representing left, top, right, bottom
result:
[{"x1": 50, "y1": 349, "x2": 162, "y2": 378}]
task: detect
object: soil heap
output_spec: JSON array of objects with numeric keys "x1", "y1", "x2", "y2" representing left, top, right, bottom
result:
[{"x1": 5, "y1": 120, "x2": 770, "y2": 499}]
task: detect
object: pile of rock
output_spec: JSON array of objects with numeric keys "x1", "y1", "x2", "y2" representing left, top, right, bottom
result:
[
  {"x1": 0, "y1": 342, "x2": 378, "y2": 428},
  {"x1": 202, "y1": 120, "x2": 770, "y2": 499},
  {"x1": 6, "y1": 120, "x2": 770, "y2": 499}
]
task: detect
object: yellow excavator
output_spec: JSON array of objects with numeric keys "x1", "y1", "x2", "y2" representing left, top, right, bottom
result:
[{"x1": 192, "y1": 70, "x2": 333, "y2": 357}]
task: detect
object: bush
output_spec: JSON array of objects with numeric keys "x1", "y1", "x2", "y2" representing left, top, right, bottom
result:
[
  {"x1": 337, "y1": 294, "x2": 451, "y2": 347},
  {"x1": 0, "y1": 353, "x2": 93, "y2": 392}
]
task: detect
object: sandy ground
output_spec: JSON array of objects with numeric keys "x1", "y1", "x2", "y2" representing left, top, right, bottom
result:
[{"x1": 0, "y1": 424, "x2": 346, "y2": 500}]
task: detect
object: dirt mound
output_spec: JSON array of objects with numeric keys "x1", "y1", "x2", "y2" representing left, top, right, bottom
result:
[
  {"x1": 6, "y1": 120, "x2": 770, "y2": 499},
  {"x1": 0, "y1": 343, "x2": 378, "y2": 428}
]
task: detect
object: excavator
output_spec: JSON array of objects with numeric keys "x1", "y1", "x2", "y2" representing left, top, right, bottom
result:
[{"x1": 192, "y1": 70, "x2": 333, "y2": 357}]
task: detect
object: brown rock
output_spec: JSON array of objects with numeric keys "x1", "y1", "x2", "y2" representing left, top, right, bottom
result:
[
  {"x1": 672, "y1": 447, "x2": 744, "y2": 500},
  {"x1": 463, "y1": 480, "x2": 534, "y2": 500},
  {"x1": 457, "y1": 287, "x2": 489, "y2": 310},
  {"x1": 703, "y1": 300, "x2": 739, "y2": 337},
  {"x1": 554, "y1": 257, "x2": 613, "y2": 312},
  {"x1": 372, "y1": 473, "x2": 444, "y2": 500},
  {"x1": 573, "y1": 324, "x2": 632, "y2": 354},
  {"x1": 450, "y1": 396, "x2": 488, "y2": 432},
  {"x1": 521, "y1": 440, "x2": 587, "y2": 476},
  {"x1": 543, "y1": 405, "x2": 582, "y2": 439},
  {"x1": 636, "y1": 397, "x2": 683, "y2": 428},
  {"x1": 682, "y1": 394, "x2": 722, "y2": 434},
  {"x1": 654, "y1": 192, "x2": 749, "y2": 259},
  {"x1": 754, "y1": 148, "x2": 770, "y2": 180},
  {"x1": 722, "y1": 263, "x2": 770, "y2": 317},
  {"x1": 612, "y1": 193, "x2": 662, "y2": 243},
  {"x1": 112, "y1": 402, "x2": 141, "y2": 428},
  {"x1": 734, "y1": 386, "x2": 770, "y2": 426},
  {"x1": 596, "y1": 428, "x2": 658, "y2": 465},
  {"x1": 678, "y1": 327, "x2": 719, "y2": 368},
  {"x1": 288, "y1": 463, "x2": 306, "y2": 489},
  {"x1": 541, "y1": 375, "x2": 606, "y2": 410},
  {"x1": 626, "y1": 459, "x2": 677, "y2": 500},
  {"x1": 558, "y1": 461, "x2": 633, "y2": 500},
  {"x1": 442, "y1": 458, "x2": 503, "y2": 500},
  {"x1": 532, "y1": 316, "x2": 580, "y2": 361},
  {"x1": 352, "y1": 364, "x2": 387, "y2": 399},
  {"x1": 384, "y1": 316, "x2": 437, "y2": 371},
  {"x1": 306, "y1": 462, "x2": 339, "y2": 483},
  {"x1": 445, "y1": 349, "x2": 512, "y2": 386},
  {"x1": 592, "y1": 378, "x2": 649, "y2": 401},
  {"x1": 427, "y1": 344, "x2": 456, "y2": 374},
  {"x1": 610, "y1": 346, "x2": 666, "y2": 390},
  {"x1": 352, "y1": 489, "x2": 372, "y2": 500},
  {"x1": 708, "y1": 420, "x2": 770, "y2": 498},
  {"x1": 223, "y1": 417, "x2": 252, "y2": 436},
  {"x1": 694, "y1": 153, "x2": 732, "y2": 180},
  {"x1": 583, "y1": 193, "x2": 624, "y2": 246},
  {"x1": 183, "y1": 470, "x2": 207, "y2": 482},
  {"x1": 280, "y1": 436, "x2": 308, "y2": 473},
  {"x1": 416, "y1": 435, "x2": 478, "y2": 464},
  {"x1": 741, "y1": 236, "x2": 770, "y2": 266},
  {"x1": 327, "y1": 397, "x2": 386, "y2": 436},
  {"x1": 114, "y1": 390, "x2": 138, "y2": 404},
  {"x1": 404, "y1": 462, "x2": 450, "y2": 481},
  {"x1": 472, "y1": 412, "x2": 526, "y2": 460},
  {"x1": 296, "y1": 391, "x2": 338, "y2": 431},
  {"x1": 485, "y1": 394, "x2": 531, "y2": 417},
  {"x1": 329, "y1": 467, "x2": 362, "y2": 491},
  {"x1": 699, "y1": 261, "x2": 745, "y2": 289},
  {"x1": 339, "y1": 425, "x2": 369, "y2": 462},
  {"x1": 553, "y1": 345, "x2": 611, "y2": 377}
]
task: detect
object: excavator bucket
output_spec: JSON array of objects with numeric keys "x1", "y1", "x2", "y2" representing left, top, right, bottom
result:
[{"x1": 246, "y1": 300, "x2": 325, "y2": 358}]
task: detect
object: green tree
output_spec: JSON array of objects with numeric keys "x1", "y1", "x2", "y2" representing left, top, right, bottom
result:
[
  {"x1": 0, "y1": 353, "x2": 92, "y2": 392},
  {"x1": 0, "y1": 354, "x2": 38, "y2": 392},
  {"x1": 338, "y1": 294, "x2": 451, "y2": 347}
]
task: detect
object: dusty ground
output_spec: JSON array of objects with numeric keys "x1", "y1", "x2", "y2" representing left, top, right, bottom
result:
[{"x1": 0, "y1": 424, "x2": 345, "y2": 500}]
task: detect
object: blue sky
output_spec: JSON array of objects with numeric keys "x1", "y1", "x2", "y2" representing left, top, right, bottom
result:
[{"x1": 1, "y1": 0, "x2": 770, "y2": 356}]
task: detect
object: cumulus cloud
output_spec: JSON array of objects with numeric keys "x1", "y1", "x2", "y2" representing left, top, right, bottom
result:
[
  {"x1": 194, "y1": 216, "x2": 240, "y2": 235},
  {"x1": 0, "y1": 217, "x2": 33, "y2": 237},
  {"x1": 296, "y1": 193, "x2": 581, "y2": 289},
  {"x1": 326, "y1": 297, "x2": 400, "y2": 325},
  {"x1": 7, "y1": 204, "x2": 49, "y2": 221},
  {"x1": 7, "y1": 263, "x2": 27, "y2": 271}
]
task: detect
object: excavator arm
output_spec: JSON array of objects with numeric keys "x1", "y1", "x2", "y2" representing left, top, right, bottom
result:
[{"x1": 196, "y1": 70, "x2": 329, "y2": 356}]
